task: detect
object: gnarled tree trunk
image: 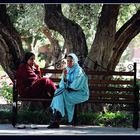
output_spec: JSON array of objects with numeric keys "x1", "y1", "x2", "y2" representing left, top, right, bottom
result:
[
  {"x1": 0, "y1": 4, "x2": 24, "y2": 81},
  {"x1": 85, "y1": 4, "x2": 120, "y2": 71},
  {"x1": 108, "y1": 10, "x2": 140, "y2": 70},
  {"x1": 85, "y1": 4, "x2": 140, "y2": 72},
  {"x1": 44, "y1": 4, "x2": 88, "y2": 66}
]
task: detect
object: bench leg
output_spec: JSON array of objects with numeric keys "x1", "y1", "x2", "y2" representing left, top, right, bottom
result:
[
  {"x1": 12, "y1": 101, "x2": 17, "y2": 127},
  {"x1": 73, "y1": 104, "x2": 77, "y2": 126},
  {"x1": 133, "y1": 85, "x2": 139, "y2": 130}
]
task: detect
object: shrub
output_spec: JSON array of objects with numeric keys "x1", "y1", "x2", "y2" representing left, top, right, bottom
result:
[
  {"x1": 77, "y1": 111, "x2": 133, "y2": 127},
  {"x1": 0, "y1": 108, "x2": 134, "y2": 128},
  {"x1": 96, "y1": 111, "x2": 132, "y2": 127},
  {"x1": 17, "y1": 109, "x2": 50, "y2": 124},
  {"x1": 0, "y1": 81, "x2": 13, "y2": 103},
  {"x1": 0, "y1": 110, "x2": 12, "y2": 124}
]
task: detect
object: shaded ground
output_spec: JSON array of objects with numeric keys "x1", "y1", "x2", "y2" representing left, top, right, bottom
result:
[{"x1": 0, "y1": 124, "x2": 140, "y2": 135}]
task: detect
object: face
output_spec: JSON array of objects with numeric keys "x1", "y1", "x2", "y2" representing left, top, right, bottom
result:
[
  {"x1": 67, "y1": 56, "x2": 74, "y2": 68},
  {"x1": 27, "y1": 55, "x2": 35, "y2": 66}
]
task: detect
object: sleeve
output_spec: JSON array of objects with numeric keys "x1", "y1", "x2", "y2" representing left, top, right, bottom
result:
[
  {"x1": 58, "y1": 72, "x2": 67, "y2": 89},
  {"x1": 34, "y1": 68, "x2": 41, "y2": 78},
  {"x1": 23, "y1": 65, "x2": 40, "y2": 85},
  {"x1": 68, "y1": 68, "x2": 88, "y2": 91}
]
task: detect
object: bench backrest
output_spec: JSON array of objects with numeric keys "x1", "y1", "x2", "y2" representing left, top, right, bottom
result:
[{"x1": 40, "y1": 65, "x2": 138, "y2": 105}]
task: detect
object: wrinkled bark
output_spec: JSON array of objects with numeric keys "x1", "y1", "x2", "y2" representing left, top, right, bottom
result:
[
  {"x1": 41, "y1": 27, "x2": 63, "y2": 68},
  {"x1": 108, "y1": 10, "x2": 140, "y2": 70},
  {"x1": 0, "y1": 4, "x2": 24, "y2": 81},
  {"x1": 85, "y1": 4, "x2": 120, "y2": 71},
  {"x1": 44, "y1": 4, "x2": 88, "y2": 67},
  {"x1": 85, "y1": 4, "x2": 140, "y2": 71}
]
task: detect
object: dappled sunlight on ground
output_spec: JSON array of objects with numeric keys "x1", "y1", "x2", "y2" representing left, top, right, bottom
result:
[{"x1": 0, "y1": 124, "x2": 139, "y2": 135}]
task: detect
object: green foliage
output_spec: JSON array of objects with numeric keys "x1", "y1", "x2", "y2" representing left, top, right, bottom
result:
[
  {"x1": 0, "y1": 66, "x2": 4, "y2": 75},
  {"x1": 77, "y1": 112, "x2": 98, "y2": 125},
  {"x1": 78, "y1": 111, "x2": 132, "y2": 127},
  {"x1": 136, "y1": 80, "x2": 140, "y2": 90},
  {"x1": 0, "y1": 109, "x2": 133, "y2": 127},
  {"x1": 6, "y1": 3, "x2": 140, "y2": 52},
  {"x1": 17, "y1": 109, "x2": 50, "y2": 124},
  {"x1": 0, "y1": 110, "x2": 12, "y2": 124},
  {"x1": 7, "y1": 4, "x2": 44, "y2": 36},
  {"x1": 63, "y1": 4, "x2": 102, "y2": 49},
  {"x1": 5, "y1": 3, "x2": 140, "y2": 70},
  {"x1": 99, "y1": 112, "x2": 132, "y2": 127},
  {"x1": 6, "y1": 4, "x2": 24, "y2": 24},
  {"x1": 62, "y1": 4, "x2": 140, "y2": 50},
  {"x1": 1, "y1": 82, "x2": 13, "y2": 104},
  {"x1": 7, "y1": 4, "x2": 47, "y2": 50},
  {"x1": 117, "y1": 4, "x2": 140, "y2": 31}
]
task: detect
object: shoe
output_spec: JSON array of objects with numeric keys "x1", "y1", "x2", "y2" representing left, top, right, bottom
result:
[
  {"x1": 49, "y1": 107, "x2": 53, "y2": 113},
  {"x1": 56, "y1": 111, "x2": 62, "y2": 122},
  {"x1": 47, "y1": 122, "x2": 60, "y2": 129},
  {"x1": 30, "y1": 124, "x2": 38, "y2": 129},
  {"x1": 16, "y1": 124, "x2": 26, "y2": 129}
]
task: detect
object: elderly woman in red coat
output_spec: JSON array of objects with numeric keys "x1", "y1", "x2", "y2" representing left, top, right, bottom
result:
[{"x1": 16, "y1": 52, "x2": 56, "y2": 102}]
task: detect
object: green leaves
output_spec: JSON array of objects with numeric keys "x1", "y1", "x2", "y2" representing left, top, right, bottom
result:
[
  {"x1": 7, "y1": 4, "x2": 44, "y2": 36},
  {"x1": 1, "y1": 81, "x2": 13, "y2": 104},
  {"x1": 117, "y1": 4, "x2": 140, "y2": 30}
]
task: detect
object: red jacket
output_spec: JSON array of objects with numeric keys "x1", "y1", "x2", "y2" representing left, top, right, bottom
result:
[{"x1": 16, "y1": 63, "x2": 56, "y2": 98}]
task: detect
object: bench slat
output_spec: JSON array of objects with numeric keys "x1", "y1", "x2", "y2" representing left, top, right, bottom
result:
[
  {"x1": 17, "y1": 98, "x2": 52, "y2": 102},
  {"x1": 89, "y1": 80, "x2": 134, "y2": 84},
  {"x1": 41, "y1": 69, "x2": 62, "y2": 74},
  {"x1": 89, "y1": 87, "x2": 134, "y2": 92},
  {"x1": 90, "y1": 93, "x2": 134, "y2": 98},
  {"x1": 85, "y1": 70, "x2": 135, "y2": 76},
  {"x1": 87, "y1": 100, "x2": 134, "y2": 104},
  {"x1": 41, "y1": 69, "x2": 135, "y2": 76}
]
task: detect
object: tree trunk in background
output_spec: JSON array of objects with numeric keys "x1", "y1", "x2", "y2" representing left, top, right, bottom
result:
[
  {"x1": 0, "y1": 4, "x2": 24, "y2": 81},
  {"x1": 108, "y1": 10, "x2": 140, "y2": 70},
  {"x1": 44, "y1": 4, "x2": 88, "y2": 67},
  {"x1": 41, "y1": 27, "x2": 63, "y2": 69},
  {"x1": 85, "y1": 5, "x2": 140, "y2": 72},
  {"x1": 85, "y1": 5, "x2": 120, "y2": 71}
]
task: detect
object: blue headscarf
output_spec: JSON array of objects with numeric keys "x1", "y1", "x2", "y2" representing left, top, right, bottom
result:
[
  {"x1": 67, "y1": 53, "x2": 79, "y2": 64},
  {"x1": 66, "y1": 53, "x2": 80, "y2": 72}
]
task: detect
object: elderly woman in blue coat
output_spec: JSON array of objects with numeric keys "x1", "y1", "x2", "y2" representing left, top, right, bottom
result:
[{"x1": 48, "y1": 53, "x2": 89, "y2": 128}]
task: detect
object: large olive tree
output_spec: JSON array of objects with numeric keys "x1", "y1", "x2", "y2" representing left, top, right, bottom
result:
[
  {"x1": 1, "y1": 4, "x2": 140, "y2": 81},
  {"x1": 44, "y1": 4, "x2": 140, "y2": 71}
]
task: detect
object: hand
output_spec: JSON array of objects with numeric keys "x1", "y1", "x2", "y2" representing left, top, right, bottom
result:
[
  {"x1": 63, "y1": 68, "x2": 68, "y2": 81},
  {"x1": 63, "y1": 68, "x2": 68, "y2": 75},
  {"x1": 33, "y1": 62, "x2": 39, "y2": 69},
  {"x1": 33, "y1": 63, "x2": 40, "y2": 72},
  {"x1": 48, "y1": 92, "x2": 51, "y2": 97}
]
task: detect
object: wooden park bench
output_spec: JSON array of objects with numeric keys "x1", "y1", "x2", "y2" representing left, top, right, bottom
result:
[{"x1": 12, "y1": 63, "x2": 139, "y2": 130}]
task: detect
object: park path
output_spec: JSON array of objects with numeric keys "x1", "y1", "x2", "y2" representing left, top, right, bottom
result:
[{"x1": 0, "y1": 124, "x2": 140, "y2": 135}]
